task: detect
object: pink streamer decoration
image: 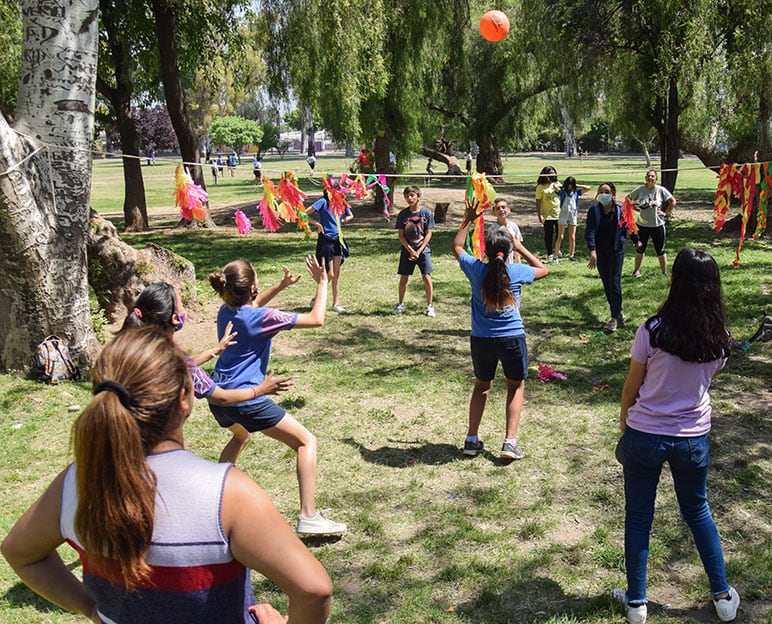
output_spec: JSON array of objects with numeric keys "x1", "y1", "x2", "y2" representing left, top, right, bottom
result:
[
  {"x1": 537, "y1": 363, "x2": 568, "y2": 383},
  {"x1": 234, "y1": 209, "x2": 252, "y2": 236}
]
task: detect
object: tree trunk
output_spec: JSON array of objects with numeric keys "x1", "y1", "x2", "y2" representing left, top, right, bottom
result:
[
  {"x1": 0, "y1": 0, "x2": 101, "y2": 371},
  {"x1": 151, "y1": 0, "x2": 215, "y2": 229},
  {"x1": 659, "y1": 76, "x2": 680, "y2": 192},
  {"x1": 87, "y1": 210, "x2": 197, "y2": 322},
  {"x1": 475, "y1": 127, "x2": 504, "y2": 177},
  {"x1": 98, "y1": 0, "x2": 148, "y2": 231}
]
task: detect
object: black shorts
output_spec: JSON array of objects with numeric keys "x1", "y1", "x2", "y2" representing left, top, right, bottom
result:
[
  {"x1": 315, "y1": 234, "x2": 349, "y2": 270},
  {"x1": 209, "y1": 398, "x2": 286, "y2": 432},
  {"x1": 397, "y1": 248, "x2": 432, "y2": 275},
  {"x1": 470, "y1": 335, "x2": 528, "y2": 381},
  {"x1": 637, "y1": 225, "x2": 666, "y2": 255}
]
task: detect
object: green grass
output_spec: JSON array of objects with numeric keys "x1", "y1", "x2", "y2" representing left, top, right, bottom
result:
[{"x1": 1, "y1": 153, "x2": 770, "y2": 623}]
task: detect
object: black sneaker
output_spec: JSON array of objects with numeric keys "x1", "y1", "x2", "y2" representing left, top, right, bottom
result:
[
  {"x1": 462, "y1": 439, "x2": 484, "y2": 457},
  {"x1": 500, "y1": 442, "x2": 524, "y2": 460}
]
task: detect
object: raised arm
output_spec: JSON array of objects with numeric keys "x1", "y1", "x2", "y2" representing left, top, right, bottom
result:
[
  {"x1": 513, "y1": 238, "x2": 548, "y2": 280},
  {"x1": 208, "y1": 371, "x2": 295, "y2": 406},
  {"x1": 294, "y1": 255, "x2": 328, "y2": 328},
  {"x1": 191, "y1": 321, "x2": 237, "y2": 366},
  {"x1": 255, "y1": 266, "x2": 303, "y2": 307}
]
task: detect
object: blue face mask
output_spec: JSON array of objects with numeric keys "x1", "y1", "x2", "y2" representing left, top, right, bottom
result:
[
  {"x1": 174, "y1": 311, "x2": 186, "y2": 332},
  {"x1": 597, "y1": 193, "x2": 612, "y2": 206}
]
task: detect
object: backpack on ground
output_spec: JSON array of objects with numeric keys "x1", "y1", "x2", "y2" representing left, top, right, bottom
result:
[{"x1": 33, "y1": 335, "x2": 80, "y2": 384}]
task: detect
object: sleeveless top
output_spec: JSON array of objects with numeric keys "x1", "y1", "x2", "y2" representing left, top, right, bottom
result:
[{"x1": 60, "y1": 450, "x2": 252, "y2": 624}]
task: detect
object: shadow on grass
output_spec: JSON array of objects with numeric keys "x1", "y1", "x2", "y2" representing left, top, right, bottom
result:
[{"x1": 342, "y1": 437, "x2": 459, "y2": 467}]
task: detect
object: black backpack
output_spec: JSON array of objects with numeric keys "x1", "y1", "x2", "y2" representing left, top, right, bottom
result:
[{"x1": 33, "y1": 335, "x2": 80, "y2": 384}]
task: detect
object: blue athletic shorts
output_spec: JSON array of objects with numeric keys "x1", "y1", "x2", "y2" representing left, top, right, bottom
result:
[
  {"x1": 209, "y1": 398, "x2": 286, "y2": 432},
  {"x1": 397, "y1": 248, "x2": 432, "y2": 275},
  {"x1": 470, "y1": 334, "x2": 528, "y2": 381}
]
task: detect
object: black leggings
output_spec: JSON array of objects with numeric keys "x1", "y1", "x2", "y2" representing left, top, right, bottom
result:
[
  {"x1": 637, "y1": 225, "x2": 666, "y2": 256},
  {"x1": 543, "y1": 219, "x2": 558, "y2": 255}
]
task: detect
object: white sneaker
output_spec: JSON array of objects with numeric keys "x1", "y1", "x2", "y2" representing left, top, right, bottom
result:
[
  {"x1": 332, "y1": 304, "x2": 347, "y2": 313},
  {"x1": 392, "y1": 303, "x2": 405, "y2": 315},
  {"x1": 296, "y1": 511, "x2": 347, "y2": 535},
  {"x1": 612, "y1": 589, "x2": 647, "y2": 624},
  {"x1": 425, "y1": 304, "x2": 435, "y2": 317},
  {"x1": 713, "y1": 586, "x2": 740, "y2": 622}
]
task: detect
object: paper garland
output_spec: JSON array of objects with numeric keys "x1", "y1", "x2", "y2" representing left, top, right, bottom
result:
[
  {"x1": 174, "y1": 165, "x2": 208, "y2": 222},
  {"x1": 713, "y1": 161, "x2": 770, "y2": 266},
  {"x1": 464, "y1": 173, "x2": 497, "y2": 259}
]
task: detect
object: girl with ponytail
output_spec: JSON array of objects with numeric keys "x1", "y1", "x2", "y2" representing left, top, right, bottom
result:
[
  {"x1": 2, "y1": 327, "x2": 332, "y2": 624},
  {"x1": 122, "y1": 282, "x2": 294, "y2": 406},
  {"x1": 453, "y1": 209, "x2": 548, "y2": 460}
]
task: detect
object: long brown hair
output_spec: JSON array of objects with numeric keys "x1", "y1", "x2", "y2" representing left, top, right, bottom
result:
[
  {"x1": 71, "y1": 327, "x2": 191, "y2": 586},
  {"x1": 209, "y1": 259, "x2": 256, "y2": 307},
  {"x1": 481, "y1": 230, "x2": 516, "y2": 311}
]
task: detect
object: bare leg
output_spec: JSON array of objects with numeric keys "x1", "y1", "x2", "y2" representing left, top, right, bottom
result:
[
  {"x1": 467, "y1": 379, "x2": 493, "y2": 436},
  {"x1": 398, "y1": 275, "x2": 409, "y2": 304},
  {"x1": 634, "y1": 251, "x2": 644, "y2": 273},
  {"x1": 504, "y1": 378, "x2": 525, "y2": 439},
  {"x1": 262, "y1": 414, "x2": 318, "y2": 517},
  {"x1": 422, "y1": 273, "x2": 433, "y2": 305},
  {"x1": 330, "y1": 255, "x2": 342, "y2": 306},
  {"x1": 658, "y1": 252, "x2": 667, "y2": 275},
  {"x1": 219, "y1": 423, "x2": 251, "y2": 464},
  {"x1": 567, "y1": 224, "x2": 577, "y2": 257},
  {"x1": 554, "y1": 224, "x2": 566, "y2": 256}
]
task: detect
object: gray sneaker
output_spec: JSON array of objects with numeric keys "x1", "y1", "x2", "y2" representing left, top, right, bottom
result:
[
  {"x1": 462, "y1": 439, "x2": 484, "y2": 456},
  {"x1": 296, "y1": 511, "x2": 347, "y2": 535},
  {"x1": 392, "y1": 302, "x2": 405, "y2": 315},
  {"x1": 604, "y1": 317, "x2": 618, "y2": 332},
  {"x1": 500, "y1": 442, "x2": 524, "y2": 460},
  {"x1": 713, "y1": 586, "x2": 740, "y2": 622},
  {"x1": 332, "y1": 304, "x2": 348, "y2": 313}
]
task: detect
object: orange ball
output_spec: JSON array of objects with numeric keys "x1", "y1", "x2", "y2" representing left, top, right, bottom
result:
[{"x1": 479, "y1": 10, "x2": 510, "y2": 42}]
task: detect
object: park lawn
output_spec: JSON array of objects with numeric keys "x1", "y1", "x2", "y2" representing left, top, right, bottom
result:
[{"x1": 1, "y1": 155, "x2": 770, "y2": 623}]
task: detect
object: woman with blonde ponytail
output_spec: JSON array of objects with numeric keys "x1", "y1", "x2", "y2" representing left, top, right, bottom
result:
[
  {"x1": 453, "y1": 208, "x2": 548, "y2": 461},
  {"x1": 2, "y1": 327, "x2": 332, "y2": 624}
]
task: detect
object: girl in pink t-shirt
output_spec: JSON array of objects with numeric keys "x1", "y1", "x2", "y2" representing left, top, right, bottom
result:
[{"x1": 614, "y1": 248, "x2": 738, "y2": 624}]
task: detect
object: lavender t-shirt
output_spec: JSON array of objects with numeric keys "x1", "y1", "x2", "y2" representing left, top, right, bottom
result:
[{"x1": 625, "y1": 322, "x2": 726, "y2": 437}]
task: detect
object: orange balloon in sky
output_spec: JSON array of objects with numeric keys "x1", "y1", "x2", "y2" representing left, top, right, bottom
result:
[{"x1": 479, "y1": 10, "x2": 510, "y2": 42}]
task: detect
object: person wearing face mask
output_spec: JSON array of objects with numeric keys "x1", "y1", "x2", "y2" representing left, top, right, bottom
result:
[
  {"x1": 626, "y1": 170, "x2": 676, "y2": 277},
  {"x1": 585, "y1": 182, "x2": 628, "y2": 332},
  {"x1": 121, "y1": 282, "x2": 296, "y2": 406}
]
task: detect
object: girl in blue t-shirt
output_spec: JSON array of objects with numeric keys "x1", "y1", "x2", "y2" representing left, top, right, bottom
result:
[
  {"x1": 452, "y1": 211, "x2": 548, "y2": 461},
  {"x1": 207, "y1": 255, "x2": 347, "y2": 536}
]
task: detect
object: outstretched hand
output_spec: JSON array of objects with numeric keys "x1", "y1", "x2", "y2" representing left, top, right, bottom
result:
[
  {"x1": 462, "y1": 198, "x2": 482, "y2": 225},
  {"x1": 305, "y1": 254, "x2": 328, "y2": 284},
  {"x1": 215, "y1": 321, "x2": 238, "y2": 355},
  {"x1": 256, "y1": 370, "x2": 295, "y2": 396},
  {"x1": 279, "y1": 265, "x2": 302, "y2": 288}
]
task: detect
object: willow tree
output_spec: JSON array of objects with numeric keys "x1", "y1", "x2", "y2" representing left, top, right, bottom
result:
[
  {"x1": 259, "y1": 0, "x2": 468, "y2": 207},
  {"x1": 0, "y1": 0, "x2": 101, "y2": 370}
]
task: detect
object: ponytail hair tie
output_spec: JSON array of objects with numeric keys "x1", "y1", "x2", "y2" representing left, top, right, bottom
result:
[
  {"x1": 496, "y1": 252, "x2": 505, "y2": 259},
  {"x1": 93, "y1": 380, "x2": 133, "y2": 408},
  {"x1": 133, "y1": 307, "x2": 143, "y2": 319}
]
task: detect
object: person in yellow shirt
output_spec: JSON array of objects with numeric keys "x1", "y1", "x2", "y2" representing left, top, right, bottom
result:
[{"x1": 535, "y1": 165, "x2": 561, "y2": 261}]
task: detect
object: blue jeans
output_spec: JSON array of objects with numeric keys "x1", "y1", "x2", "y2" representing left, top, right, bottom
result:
[
  {"x1": 596, "y1": 248, "x2": 624, "y2": 319},
  {"x1": 622, "y1": 427, "x2": 729, "y2": 603}
]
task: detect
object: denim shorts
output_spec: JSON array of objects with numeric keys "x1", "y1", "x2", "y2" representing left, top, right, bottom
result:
[
  {"x1": 470, "y1": 334, "x2": 528, "y2": 381},
  {"x1": 209, "y1": 398, "x2": 286, "y2": 432}
]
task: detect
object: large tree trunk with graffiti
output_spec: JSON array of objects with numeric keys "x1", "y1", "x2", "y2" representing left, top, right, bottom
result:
[{"x1": 0, "y1": 0, "x2": 101, "y2": 371}]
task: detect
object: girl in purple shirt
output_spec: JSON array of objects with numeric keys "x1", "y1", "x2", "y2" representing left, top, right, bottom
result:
[{"x1": 615, "y1": 248, "x2": 739, "y2": 624}]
